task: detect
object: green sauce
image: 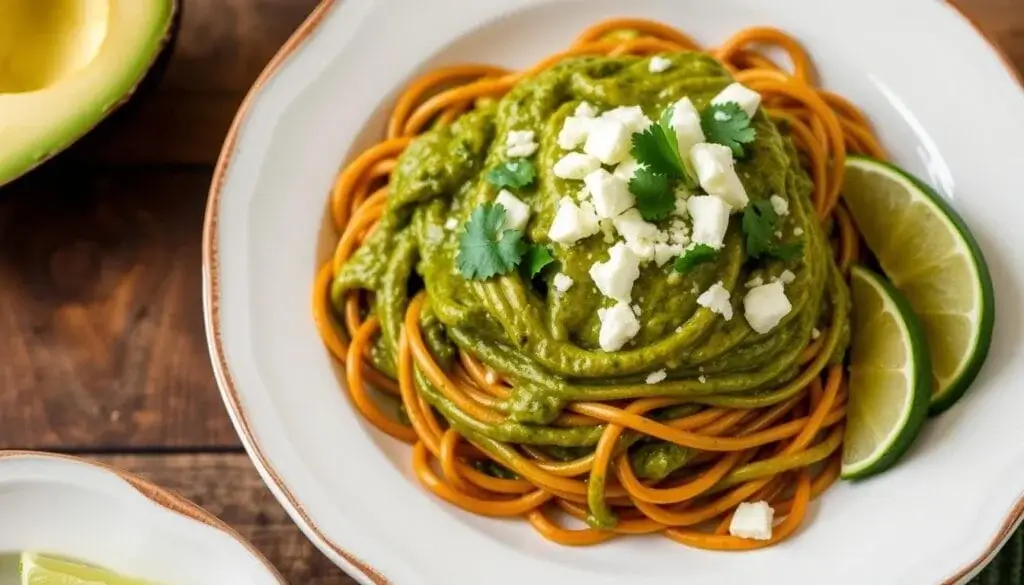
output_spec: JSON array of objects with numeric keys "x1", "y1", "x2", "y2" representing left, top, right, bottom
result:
[{"x1": 332, "y1": 53, "x2": 850, "y2": 524}]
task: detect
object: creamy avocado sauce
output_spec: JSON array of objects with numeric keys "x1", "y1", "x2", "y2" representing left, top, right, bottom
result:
[{"x1": 334, "y1": 53, "x2": 849, "y2": 478}]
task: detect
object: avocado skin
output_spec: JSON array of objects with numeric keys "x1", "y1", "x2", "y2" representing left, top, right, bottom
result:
[{"x1": 0, "y1": 0, "x2": 181, "y2": 191}]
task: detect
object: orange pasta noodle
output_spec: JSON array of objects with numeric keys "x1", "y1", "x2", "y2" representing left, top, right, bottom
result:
[{"x1": 312, "y1": 17, "x2": 880, "y2": 550}]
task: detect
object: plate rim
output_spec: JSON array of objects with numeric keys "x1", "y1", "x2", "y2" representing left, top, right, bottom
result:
[
  {"x1": 200, "y1": 2, "x2": 1024, "y2": 584},
  {"x1": 0, "y1": 450, "x2": 288, "y2": 584}
]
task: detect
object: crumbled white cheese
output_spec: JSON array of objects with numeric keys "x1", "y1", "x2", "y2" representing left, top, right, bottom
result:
[
  {"x1": 646, "y1": 369, "x2": 668, "y2": 384},
  {"x1": 632, "y1": 304, "x2": 643, "y2": 316},
  {"x1": 507, "y1": 130, "x2": 535, "y2": 145},
  {"x1": 603, "y1": 106, "x2": 653, "y2": 134},
  {"x1": 712, "y1": 82, "x2": 763, "y2": 118},
  {"x1": 769, "y1": 195, "x2": 790, "y2": 216},
  {"x1": 666, "y1": 218, "x2": 690, "y2": 245},
  {"x1": 654, "y1": 242, "x2": 686, "y2": 267},
  {"x1": 495, "y1": 190, "x2": 530, "y2": 231},
  {"x1": 613, "y1": 157, "x2": 642, "y2": 182},
  {"x1": 583, "y1": 117, "x2": 631, "y2": 165},
  {"x1": 613, "y1": 208, "x2": 659, "y2": 246},
  {"x1": 553, "y1": 273, "x2": 574, "y2": 292},
  {"x1": 689, "y1": 143, "x2": 749, "y2": 210},
  {"x1": 598, "y1": 302, "x2": 641, "y2": 352},
  {"x1": 672, "y1": 195, "x2": 689, "y2": 219},
  {"x1": 599, "y1": 218, "x2": 616, "y2": 244},
  {"x1": 558, "y1": 116, "x2": 594, "y2": 150},
  {"x1": 548, "y1": 198, "x2": 600, "y2": 245},
  {"x1": 584, "y1": 169, "x2": 634, "y2": 219},
  {"x1": 714, "y1": 110, "x2": 731, "y2": 122},
  {"x1": 744, "y1": 282, "x2": 792, "y2": 334},
  {"x1": 811, "y1": 327, "x2": 821, "y2": 340},
  {"x1": 670, "y1": 97, "x2": 706, "y2": 156},
  {"x1": 426, "y1": 224, "x2": 444, "y2": 242},
  {"x1": 506, "y1": 130, "x2": 538, "y2": 158},
  {"x1": 589, "y1": 243, "x2": 641, "y2": 302},
  {"x1": 553, "y1": 152, "x2": 601, "y2": 180},
  {"x1": 697, "y1": 281, "x2": 733, "y2": 320},
  {"x1": 698, "y1": 374, "x2": 708, "y2": 383},
  {"x1": 794, "y1": 227, "x2": 804, "y2": 236},
  {"x1": 729, "y1": 501, "x2": 774, "y2": 540},
  {"x1": 649, "y1": 56, "x2": 673, "y2": 73},
  {"x1": 575, "y1": 101, "x2": 598, "y2": 118},
  {"x1": 687, "y1": 195, "x2": 732, "y2": 249},
  {"x1": 779, "y1": 269, "x2": 796, "y2": 284},
  {"x1": 444, "y1": 218, "x2": 458, "y2": 230}
]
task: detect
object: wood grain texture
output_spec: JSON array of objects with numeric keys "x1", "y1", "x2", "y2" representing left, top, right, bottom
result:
[
  {"x1": 0, "y1": 165, "x2": 236, "y2": 449},
  {"x1": 0, "y1": 1, "x2": 1020, "y2": 583},
  {"x1": 954, "y1": 0, "x2": 1024, "y2": 70},
  {"x1": 92, "y1": 453, "x2": 357, "y2": 585}
]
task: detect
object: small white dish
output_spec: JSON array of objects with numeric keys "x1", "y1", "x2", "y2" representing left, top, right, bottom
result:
[
  {"x1": 203, "y1": 1, "x2": 1024, "y2": 584},
  {"x1": 0, "y1": 451, "x2": 284, "y2": 585}
]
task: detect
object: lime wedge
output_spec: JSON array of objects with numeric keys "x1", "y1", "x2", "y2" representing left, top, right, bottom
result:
[
  {"x1": 20, "y1": 553, "x2": 154, "y2": 585},
  {"x1": 842, "y1": 155, "x2": 994, "y2": 414},
  {"x1": 842, "y1": 266, "x2": 931, "y2": 480}
]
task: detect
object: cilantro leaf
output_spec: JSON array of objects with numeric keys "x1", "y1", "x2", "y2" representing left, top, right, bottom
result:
[
  {"x1": 486, "y1": 159, "x2": 536, "y2": 190},
  {"x1": 659, "y1": 108, "x2": 699, "y2": 190},
  {"x1": 674, "y1": 244, "x2": 718, "y2": 273},
  {"x1": 631, "y1": 124, "x2": 686, "y2": 180},
  {"x1": 629, "y1": 169, "x2": 674, "y2": 221},
  {"x1": 659, "y1": 108, "x2": 683, "y2": 166},
  {"x1": 742, "y1": 199, "x2": 778, "y2": 259},
  {"x1": 523, "y1": 244, "x2": 555, "y2": 278},
  {"x1": 771, "y1": 240, "x2": 805, "y2": 261},
  {"x1": 741, "y1": 199, "x2": 804, "y2": 261},
  {"x1": 701, "y1": 102, "x2": 757, "y2": 158},
  {"x1": 457, "y1": 203, "x2": 527, "y2": 280}
]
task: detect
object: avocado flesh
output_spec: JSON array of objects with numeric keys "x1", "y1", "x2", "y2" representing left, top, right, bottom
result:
[{"x1": 0, "y1": 0, "x2": 176, "y2": 187}]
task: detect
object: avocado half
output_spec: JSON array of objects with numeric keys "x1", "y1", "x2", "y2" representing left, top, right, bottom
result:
[{"x1": 0, "y1": 0, "x2": 177, "y2": 187}]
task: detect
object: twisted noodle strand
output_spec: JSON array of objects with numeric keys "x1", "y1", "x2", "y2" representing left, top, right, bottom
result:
[{"x1": 313, "y1": 18, "x2": 883, "y2": 549}]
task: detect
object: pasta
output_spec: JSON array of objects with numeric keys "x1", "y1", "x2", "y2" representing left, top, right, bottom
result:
[{"x1": 313, "y1": 18, "x2": 879, "y2": 549}]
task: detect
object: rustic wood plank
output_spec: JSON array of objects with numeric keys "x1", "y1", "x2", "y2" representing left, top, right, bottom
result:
[
  {"x1": 91, "y1": 453, "x2": 357, "y2": 585},
  {"x1": 955, "y1": 0, "x2": 1024, "y2": 71},
  {"x1": 0, "y1": 165, "x2": 236, "y2": 449},
  {"x1": 70, "y1": 0, "x2": 321, "y2": 166}
]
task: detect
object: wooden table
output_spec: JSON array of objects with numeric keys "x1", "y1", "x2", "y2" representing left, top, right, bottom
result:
[{"x1": 0, "y1": 1, "x2": 1020, "y2": 582}]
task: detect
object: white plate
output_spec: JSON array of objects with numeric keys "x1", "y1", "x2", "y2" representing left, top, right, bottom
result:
[
  {"x1": 202, "y1": 1, "x2": 1024, "y2": 583},
  {"x1": 0, "y1": 451, "x2": 284, "y2": 585}
]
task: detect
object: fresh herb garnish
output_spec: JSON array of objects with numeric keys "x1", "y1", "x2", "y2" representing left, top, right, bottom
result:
[
  {"x1": 631, "y1": 119, "x2": 686, "y2": 180},
  {"x1": 486, "y1": 159, "x2": 536, "y2": 190},
  {"x1": 457, "y1": 203, "x2": 527, "y2": 280},
  {"x1": 629, "y1": 172, "x2": 674, "y2": 221},
  {"x1": 523, "y1": 244, "x2": 555, "y2": 278},
  {"x1": 741, "y1": 199, "x2": 803, "y2": 261},
  {"x1": 673, "y1": 244, "x2": 718, "y2": 273},
  {"x1": 627, "y1": 109, "x2": 690, "y2": 221},
  {"x1": 701, "y1": 102, "x2": 757, "y2": 158}
]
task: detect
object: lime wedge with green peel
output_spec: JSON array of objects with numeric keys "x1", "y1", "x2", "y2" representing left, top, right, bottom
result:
[
  {"x1": 20, "y1": 553, "x2": 155, "y2": 585},
  {"x1": 841, "y1": 155, "x2": 994, "y2": 414},
  {"x1": 842, "y1": 265, "x2": 932, "y2": 480}
]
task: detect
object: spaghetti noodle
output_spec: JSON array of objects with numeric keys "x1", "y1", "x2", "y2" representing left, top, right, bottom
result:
[{"x1": 314, "y1": 18, "x2": 878, "y2": 549}]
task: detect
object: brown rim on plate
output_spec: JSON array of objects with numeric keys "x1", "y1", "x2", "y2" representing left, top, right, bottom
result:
[
  {"x1": 201, "y1": 2, "x2": 1024, "y2": 584},
  {"x1": 948, "y1": 0, "x2": 1024, "y2": 87},
  {"x1": 0, "y1": 450, "x2": 287, "y2": 584},
  {"x1": 202, "y1": 1, "x2": 387, "y2": 583}
]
